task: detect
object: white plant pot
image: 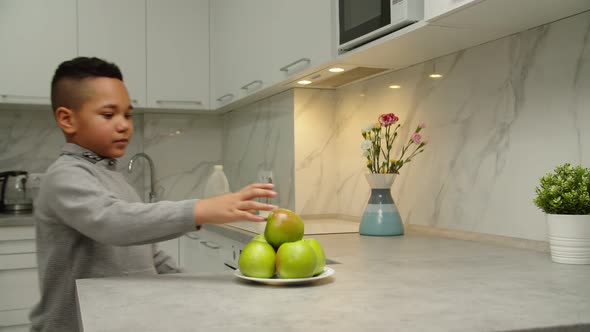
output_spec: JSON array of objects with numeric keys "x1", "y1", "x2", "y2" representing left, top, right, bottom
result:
[{"x1": 546, "y1": 214, "x2": 590, "y2": 264}]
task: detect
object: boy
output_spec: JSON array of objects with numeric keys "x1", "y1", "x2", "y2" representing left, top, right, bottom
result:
[{"x1": 29, "y1": 57, "x2": 276, "y2": 332}]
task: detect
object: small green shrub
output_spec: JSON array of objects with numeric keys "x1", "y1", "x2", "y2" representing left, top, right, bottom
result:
[{"x1": 533, "y1": 163, "x2": 590, "y2": 215}]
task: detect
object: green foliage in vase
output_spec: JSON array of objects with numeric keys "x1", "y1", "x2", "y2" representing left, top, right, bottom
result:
[{"x1": 533, "y1": 163, "x2": 590, "y2": 215}]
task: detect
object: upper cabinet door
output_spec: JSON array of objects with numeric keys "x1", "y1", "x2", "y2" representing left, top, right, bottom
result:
[
  {"x1": 210, "y1": 0, "x2": 272, "y2": 108},
  {"x1": 147, "y1": 0, "x2": 210, "y2": 110},
  {"x1": 424, "y1": 0, "x2": 477, "y2": 21},
  {"x1": 270, "y1": 0, "x2": 334, "y2": 82},
  {"x1": 78, "y1": 0, "x2": 147, "y2": 107},
  {"x1": 0, "y1": 0, "x2": 77, "y2": 105}
]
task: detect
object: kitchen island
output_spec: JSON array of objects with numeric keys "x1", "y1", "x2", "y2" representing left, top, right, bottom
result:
[{"x1": 76, "y1": 230, "x2": 590, "y2": 332}]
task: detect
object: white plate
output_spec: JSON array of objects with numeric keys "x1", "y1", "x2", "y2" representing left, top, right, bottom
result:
[{"x1": 234, "y1": 266, "x2": 335, "y2": 285}]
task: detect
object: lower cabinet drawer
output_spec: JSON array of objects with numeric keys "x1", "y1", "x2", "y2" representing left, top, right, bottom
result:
[
  {"x1": 0, "y1": 308, "x2": 31, "y2": 329},
  {"x1": 0, "y1": 268, "x2": 40, "y2": 312},
  {"x1": 0, "y1": 325, "x2": 30, "y2": 332},
  {"x1": 0, "y1": 240, "x2": 36, "y2": 255},
  {"x1": 0, "y1": 253, "x2": 36, "y2": 270}
]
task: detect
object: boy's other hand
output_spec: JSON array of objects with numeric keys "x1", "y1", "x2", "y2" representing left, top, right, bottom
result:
[{"x1": 194, "y1": 183, "x2": 277, "y2": 225}]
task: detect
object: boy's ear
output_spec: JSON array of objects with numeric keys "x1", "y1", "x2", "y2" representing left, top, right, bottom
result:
[{"x1": 55, "y1": 107, "x2": 77, "y2": 135}]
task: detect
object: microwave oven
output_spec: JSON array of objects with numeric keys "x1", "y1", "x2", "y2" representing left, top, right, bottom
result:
[{"x1": 338, "y1": 0, "x2": 423, "y2": 53}]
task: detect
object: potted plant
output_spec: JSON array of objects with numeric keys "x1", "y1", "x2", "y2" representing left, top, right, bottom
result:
[
  {"x1": 359, "y1": 113, "x2": 428, "y2": 236},
  {"x1": 533, "y1": 163, "x2": 590, "y2": 264}
]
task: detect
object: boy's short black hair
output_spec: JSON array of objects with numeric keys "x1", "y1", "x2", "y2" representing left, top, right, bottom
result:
[{"x1": 50, "y1": 57, "x2": 123, "y2": 112}]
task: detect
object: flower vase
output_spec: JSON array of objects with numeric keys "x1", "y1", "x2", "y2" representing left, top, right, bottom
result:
[{"x1": 359, "y1": 173, "x2": 404, "y2": 236}]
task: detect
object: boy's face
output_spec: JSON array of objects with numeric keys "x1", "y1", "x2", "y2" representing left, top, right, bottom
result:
[{"x1": 57, "y1": 77, "x2": 134, "y2": 158}]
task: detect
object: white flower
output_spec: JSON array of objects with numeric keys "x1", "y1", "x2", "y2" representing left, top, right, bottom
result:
[
  {"x1": 362, "y1": 123, "x2": 374, "y2": 134},
  {"x1": 362, "y1": 150, "x2": 369, "y2": 157},
  {"x1": 361, "y1": 139, "x2": 373, "y2": 151}
]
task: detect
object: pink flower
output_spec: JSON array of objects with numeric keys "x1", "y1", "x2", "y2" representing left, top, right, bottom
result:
[
  {"x1": 419, "y1": 123, "x2": 426, "y2": 129},
  {"x1": 411, "y1": 133, "x2": 422, "y2": 144},
  {"x1": 378, "y1": 113, "x2": 399, "y2": 127}
]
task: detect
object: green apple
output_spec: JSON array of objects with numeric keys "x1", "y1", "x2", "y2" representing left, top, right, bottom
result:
[
  {"x1": 251, "y1": 234, "x2": 267, "y2": 243},
  {"x1": 276, "y1": 240, "x2": 317, "y2": 279},
  {"x1": 238, "y1": 240, "x2": 276, "y2": 278},
  {"x1": 304, "y1": 238, "x2": 326, "y2": 276},
  {"x1": 264, "y1": 208, "x2": 304, "y2": 250}
]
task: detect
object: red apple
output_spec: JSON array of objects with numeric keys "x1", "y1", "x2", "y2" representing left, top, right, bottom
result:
[{"x1": 264, "y1": 208, "x2": 304, "y2": 249}]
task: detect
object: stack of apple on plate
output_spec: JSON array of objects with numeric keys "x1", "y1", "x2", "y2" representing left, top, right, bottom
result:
[{"x1": 237, "y1": 208, "x2": 332, "y2": 283}]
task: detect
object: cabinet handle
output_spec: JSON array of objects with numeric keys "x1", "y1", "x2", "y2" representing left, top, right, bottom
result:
[
  {"x1": 131, "y1": 99, "x2": 139, "y2": 105},
  {"x1": 156, "y1": 100, "x2": 203, "y2": 106},
  {"x1": 216, "y1": 93, "x2": 234, "y2": 102},
  {"x1": 240, "y1": 80, "x2": 263, "y2": 92},
  {"x1": 200, "y1": 240, "x2": 221, "y2": 250},
  {"x1": 1, "y1": 94, "x2": 50, "y2": 103},
  {"x1": 184, "y1": 233, "x2": 200, "y2": 240},
  {"x1": 279, "y1": 58, "x2": 311, "y2": 73}
]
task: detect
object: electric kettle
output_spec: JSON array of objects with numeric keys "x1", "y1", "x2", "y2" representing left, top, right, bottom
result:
[{"x1": 0, "y1": 171, "x2": 33, "y2": 213}]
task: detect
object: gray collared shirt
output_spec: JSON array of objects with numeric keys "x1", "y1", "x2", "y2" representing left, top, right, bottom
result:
[{"x1": 29, "y1": 143, "x2": 197, "y2": 332}]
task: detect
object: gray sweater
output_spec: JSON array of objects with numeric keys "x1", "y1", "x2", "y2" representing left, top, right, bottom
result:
[{"x1": 29, "y1": 143, "x2": 198, "y2": 332}]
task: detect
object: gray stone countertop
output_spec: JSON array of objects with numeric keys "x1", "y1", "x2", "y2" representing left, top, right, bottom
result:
[
  {"x1": 0, "y1": 212, "x2": 34, "y2": 226},
  {"x1": 76, "y1": 232, "x2": 590, "y2": 332}
]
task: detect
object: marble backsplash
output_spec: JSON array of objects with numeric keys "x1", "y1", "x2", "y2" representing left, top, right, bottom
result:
[
  {"x1": 294, "y1": 11, "x2": 590, "y2": 241},
  {"x1": 0, "y1": 108, "x2": 145, "y2": 194},
  {"x1": 222, "y1": 90, "x2": 295, "y2": 210},
  {"x1": 0, "y1": 108, "x2": 225, "y2": 204}
]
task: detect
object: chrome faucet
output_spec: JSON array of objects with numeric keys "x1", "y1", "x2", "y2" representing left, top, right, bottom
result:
[{"x1": 128, "y1": 153, "x2": 156, "y2": 203}]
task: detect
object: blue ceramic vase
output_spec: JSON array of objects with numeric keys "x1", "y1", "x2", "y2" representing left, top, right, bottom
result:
[{"x1": 359, "y1": 173, "x2": 404, "y2": 236}]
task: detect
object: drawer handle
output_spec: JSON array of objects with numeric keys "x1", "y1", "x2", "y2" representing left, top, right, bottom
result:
[
  {"x1": 240, "y1": 80, "x2": 263, "y2": 92},
  {"x1": 1, "y1": 94, "x2": 50, "y2": 103},
  {"x1": 184, "y1": 233, "x2": 200, "y2": 240},
  {"x1": 216, "y1": 93, "x2": 234, "y2": 102},
  {"x1": 131, "y1": 99, "x2": 139, "y2": 105},
  {"x1": 200, "y1": 240, "x2": 221, "y2": 249},
  {"x1": 156, "y1": 100, "x2": 203, "y2": 106},
  {"x1": 279, "y1": 57, "x2": 311, "y2": 73}
]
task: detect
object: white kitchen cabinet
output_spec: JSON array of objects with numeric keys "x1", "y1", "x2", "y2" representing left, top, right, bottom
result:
[
  {"x1": 269, "y1": 0, "x2": 334, "y2": 83},
  {"x1": 77, "y1": 0, "x2": 147, "y2": 107},
  {"x1": 211, "y1": 0, "x2": 333, "y2": 109},
  {"x1": 0, "y1": 226, "x2": 38, "y2": 332},
  {"x1": 146, "y1": 0, "x2": 210, "y2": 110},
  {"x1": 424, "y1": 0, "x2": 478, "y2": 21},
  {"x1": 180, "y1": 229, "x2": 239, "y2": 273},
  {"x1": 0, "y1": 0, "x2": 76, "y2": 105},
  {"x1": 210, "y1": 0, "x2": 273, "y2": 109}
]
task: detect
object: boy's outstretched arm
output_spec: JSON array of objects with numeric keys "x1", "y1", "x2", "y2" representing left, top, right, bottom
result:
[
  {"x1": 194, "y1": 183, "x2": 277, "y2": 225},
  {"x1": 39, "y1": 165, "x2": 276, "y2": 246}
]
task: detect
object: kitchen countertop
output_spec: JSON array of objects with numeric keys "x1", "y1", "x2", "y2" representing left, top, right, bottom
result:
[
  {"x1": 76, "y1": 229, "x2": 590, "y2": 332},
  {"x1": 0, "y1": 212, "x2": 35, "y2": 226}
]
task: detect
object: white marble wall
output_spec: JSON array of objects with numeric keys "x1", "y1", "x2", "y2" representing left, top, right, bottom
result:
[
  {"x1": 0, "y1": 106, "x2": 227, "y2": 204},
  {"x1": 142, "y1": 113, "x2": 223, "y2": 202},
  {"x1": 222, "y1": 90, "x2": 295, "y2": 210},
  {"x1": 294, "y1": 89, "x2": 340, "y2": 215},
  {"x1": 0, "y1": 107, "x2": 145, "y2": 195},
  {"x1": 295, "y1": 11, "x2": 590, "y2": 241}
]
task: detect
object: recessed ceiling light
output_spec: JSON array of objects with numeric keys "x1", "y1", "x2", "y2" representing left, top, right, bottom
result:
[
  {"x1": 329, "y1": 67, "x2": 345, "y2": 73},
  {"x1": 297, "y1": 80, "x2": 312, "y2": 85},
  {"x1": 429, "y1": 74, "x2": 443, "y2": 78},
  {"x1": 389, "y1": 85, "x2": 401, "y2": 89}
]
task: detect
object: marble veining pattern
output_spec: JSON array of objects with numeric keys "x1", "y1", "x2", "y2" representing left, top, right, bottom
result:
[
  {"x1": 142, "y1": 113, "x2": 223, "y2": 202},
  {"x1": 0, "y1": 108, "x2": 145, "y2": 195},
  {"x1": 294, "y1": 12, "x2": 590, "y2": 241},
  {"x1": 222, "y1": 90, "x2": 295, "y2": 210}
]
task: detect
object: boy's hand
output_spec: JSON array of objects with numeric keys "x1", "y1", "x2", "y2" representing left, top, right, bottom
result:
[{"x1": 194, "y1": 183, "x2": 277, "y2": 225}]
